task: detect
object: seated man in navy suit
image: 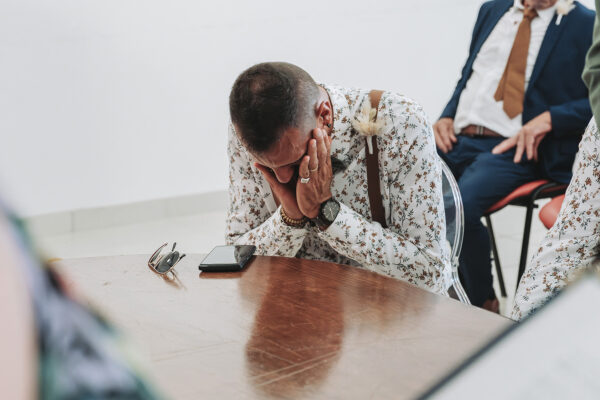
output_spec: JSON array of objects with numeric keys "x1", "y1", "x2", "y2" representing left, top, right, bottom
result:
[{"x1": 434, "y1": 0, "x2": 594, "y2": 311}]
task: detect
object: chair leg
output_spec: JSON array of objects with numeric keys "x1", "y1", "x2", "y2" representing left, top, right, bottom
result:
[
  {"x1": 485, "y1": 215, "x2": 507, "y2": 298},
  {"x1": 517, "y1": 201, "x2": 535, "y2": 289}
]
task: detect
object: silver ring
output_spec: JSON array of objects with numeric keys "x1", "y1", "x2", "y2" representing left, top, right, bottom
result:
[{"x1": 300, "y1": 177, "x2": 310, "y2": 184}]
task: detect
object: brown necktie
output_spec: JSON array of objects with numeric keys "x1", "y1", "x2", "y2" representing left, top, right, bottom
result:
[{"x1": 494, "y1": 7, "x2": 538, "y2": 119}]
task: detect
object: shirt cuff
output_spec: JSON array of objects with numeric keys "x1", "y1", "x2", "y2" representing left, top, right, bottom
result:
[
  {"x1": 271, "y1": 206, "x2": 309, "y2": 236},
  {"x1": 317, "y1": 202, "x2": 360, "y2": 244}
]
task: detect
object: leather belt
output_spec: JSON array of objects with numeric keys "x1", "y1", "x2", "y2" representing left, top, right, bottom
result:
[{"x1": 460, "y1": 124, "x2": 503, "y2": 138}]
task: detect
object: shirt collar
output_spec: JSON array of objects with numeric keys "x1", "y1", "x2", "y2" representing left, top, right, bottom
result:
[{"x1": 513, "y1": 0, "x2": 557, "y2": 24}]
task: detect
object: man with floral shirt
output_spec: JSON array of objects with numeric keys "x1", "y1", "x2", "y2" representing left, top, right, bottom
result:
[{"x1": 225, "y1": 62, "x2": 451, "y2": 295}]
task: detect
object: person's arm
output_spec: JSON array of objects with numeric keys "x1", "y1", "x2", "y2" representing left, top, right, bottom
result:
[
  {"x1": 225, "y1": 124, "x2": 308, "y2": 257},
  {"x1": 436, "y1": 3, "x2": 492, "y2": 152},
  {"x1": 549, "y1": 97, "x2": 592, "y2": 136},
  {"x1": 440, "y1": 2, "x2": 490, "y2": 119},
  {"x1": 0, "y1": 215, "x2": 37, "y2": 400},
  {"x1": 318, "y1": 99, "x2": 451, "y2": 295},
  {"x1": 512, "y1": 119, "x2": 600, "y2": 320},
  {"x1": 552, "y1": 4, "x2": 595, "y2": 135}
]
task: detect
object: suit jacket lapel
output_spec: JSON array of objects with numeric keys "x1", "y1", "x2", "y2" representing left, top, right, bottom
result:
[
  {"x1": 472, "y1": 0, "x2": 514, "y2": 58},
  {"x1": 528, "y1": 13, "x2": 567, "y2": 91}
]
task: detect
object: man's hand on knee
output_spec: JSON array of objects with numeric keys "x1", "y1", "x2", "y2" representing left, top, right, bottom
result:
[
  {"x1": 492, "y1": 111, "x2": 552, "y2": 163},
  {"x1": 433, "y1": 118, "x2": 457, "y2": 153}
]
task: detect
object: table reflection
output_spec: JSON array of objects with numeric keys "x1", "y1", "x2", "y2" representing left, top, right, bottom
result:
[{"x1": 242, "y1": 258, "x2": 344, "y2": 398}]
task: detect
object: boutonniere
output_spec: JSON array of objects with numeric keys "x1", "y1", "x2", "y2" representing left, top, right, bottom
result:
[
  {"x1": 352, "y1": 99, "x2": 388, "y2": 155},
  {"x1": 555, "y1": 0, "x2": 575, "y2": 25}
]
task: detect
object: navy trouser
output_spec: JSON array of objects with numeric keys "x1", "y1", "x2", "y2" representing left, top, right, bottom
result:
[{"x1": 439, "y1": 136, "x2": 539, "y2": 306}]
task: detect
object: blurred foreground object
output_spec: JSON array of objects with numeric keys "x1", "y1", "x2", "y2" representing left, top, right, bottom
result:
[
  {"x1": 0, "y1": 202, "x2": 160, "y2": 400},
  {"x1": 422, "y1": 270, "x2": 600, "y2": 399}
]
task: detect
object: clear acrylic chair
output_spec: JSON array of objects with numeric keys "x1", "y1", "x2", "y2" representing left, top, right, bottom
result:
[{"x1": 439, "y1": 157, "x2": 470, "y2": 304}]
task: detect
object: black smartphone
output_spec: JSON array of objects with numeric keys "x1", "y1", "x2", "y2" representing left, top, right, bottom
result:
[{"x1": 198, "y1": 245, "x2": 256, "y2": 272}]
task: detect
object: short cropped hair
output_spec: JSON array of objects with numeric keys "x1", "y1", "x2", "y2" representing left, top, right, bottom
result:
[{"x1": 229, "y1": 62, "x2": 319, "y2": 154}]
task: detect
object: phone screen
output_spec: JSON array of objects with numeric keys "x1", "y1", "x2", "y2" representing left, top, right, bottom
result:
[{"x1": 199, "y1": 245, "x2": 255, "y2": 271}]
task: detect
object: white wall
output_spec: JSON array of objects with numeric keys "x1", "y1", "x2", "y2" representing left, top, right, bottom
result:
[{"x1": 0, "y1": 0, "x2": 595, "y2": 217}]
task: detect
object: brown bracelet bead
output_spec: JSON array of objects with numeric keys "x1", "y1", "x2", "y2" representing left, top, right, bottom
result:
[{"x1": 280, "y1": 208, "x2": 308, "y2": 228}]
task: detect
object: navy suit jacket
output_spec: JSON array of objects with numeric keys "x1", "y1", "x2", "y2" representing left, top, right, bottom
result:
[{"x1": 440, "y1": 0, "x2": 595, "y2": 183}]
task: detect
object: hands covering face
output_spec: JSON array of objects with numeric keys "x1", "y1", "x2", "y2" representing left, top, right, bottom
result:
[
  {"x1": 296, "y1": 128, "x2": 333, "y2": 218},
  {"x1": 256, "y1": 128, "x2": 333, "y2": 220}
]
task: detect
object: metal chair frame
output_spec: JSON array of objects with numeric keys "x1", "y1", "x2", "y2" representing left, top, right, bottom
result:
[{"x1": 484, "y1": 182, "x2": 567, "y2": 297}]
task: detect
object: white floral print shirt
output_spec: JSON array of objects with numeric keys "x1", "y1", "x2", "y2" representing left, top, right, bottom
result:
[
  {"x1": 225, "y1": 84, "x2": 452, "y2": 294},
  {"x1": 512, "y1": 118, "x2": 600, "y2": 320}
]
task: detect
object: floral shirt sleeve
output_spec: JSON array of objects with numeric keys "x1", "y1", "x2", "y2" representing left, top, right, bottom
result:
[{"x1": 512, "y1": 118, "x2": 600, "y2": 320}]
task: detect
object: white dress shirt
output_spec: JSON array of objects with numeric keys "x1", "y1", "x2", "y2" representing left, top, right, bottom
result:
[{"x1": 454, "y1": 0, "x2": 557, "y2": 137}]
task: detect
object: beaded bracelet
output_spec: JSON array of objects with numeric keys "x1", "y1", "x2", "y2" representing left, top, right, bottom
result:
[{"x1": 281, "y1": 208, "x2": 308, "y2": 228}]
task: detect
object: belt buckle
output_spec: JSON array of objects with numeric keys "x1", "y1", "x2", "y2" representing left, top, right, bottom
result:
[{"x1": 476, "y1": 125, "x2": 484, "y2": 136}]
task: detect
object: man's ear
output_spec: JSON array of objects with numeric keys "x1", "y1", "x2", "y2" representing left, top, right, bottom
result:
[{"x1": 315, "y1": 100, "x2": 333, "y2": 129}]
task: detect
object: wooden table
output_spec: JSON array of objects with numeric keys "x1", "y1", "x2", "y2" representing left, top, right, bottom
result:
[{"x1": 55, "y1": 255, "x2": 511, "y2": 399}]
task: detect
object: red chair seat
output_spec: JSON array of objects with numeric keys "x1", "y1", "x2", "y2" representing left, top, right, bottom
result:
[
  {"x1": 485, "y1": 180, "x2": 566, "y2": 214},
  {"x1": 539, "y1": 194, "x2": 565, "y2": 229}
]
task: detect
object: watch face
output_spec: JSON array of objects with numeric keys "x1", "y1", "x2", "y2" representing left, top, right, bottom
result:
[{"x1": 322, "y1": 200, "x2": 340, "y2": 222}]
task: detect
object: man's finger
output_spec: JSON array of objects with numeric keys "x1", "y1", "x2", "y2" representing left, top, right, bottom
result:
[
  {"x1": 449, "y1": 130, "x2": 458, "y2": 143},
  {"x1": 308, "y1": 138, "x2": 318, "y2": 171},
  {"x1": 316, "y1": 130, "x2": 328, "y2": 166},
  {"x1": 442, "y1": 131, "x2": 452, "y2": 149},
  {"x1": 526, "y1": 134, "x2": 535, "y2": 161},
  {"x1": 492, "y1": 137, "x2": 516, "y2": 154},
  {"x1": 438, "y1": 137, "x2": 449, "y2": 153},
  {"x1": 435, "y1": 133, "x2": 448, "y2": 153},
  {"x1": 439, "y1": 129, "x2": 453, "y2": 152},
  {"x1": 514, "y1": 134, "x2": 525, "y2": 163},
  {"x1": 440, "y1": 124, "x2": 457, "y2": 144},
  {"x1": 298, "y1": 155, "x2": 311, "y2": 181}
]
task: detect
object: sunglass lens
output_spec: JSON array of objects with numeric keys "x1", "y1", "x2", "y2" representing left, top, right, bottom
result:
[{"x1": 156, "y1": 252, "x2": 179, "y2": 273}]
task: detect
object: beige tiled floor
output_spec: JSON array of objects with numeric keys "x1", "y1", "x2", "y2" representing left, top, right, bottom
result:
[{"x1": 32, "y1": 202, "x2": 550, "y2": 318}]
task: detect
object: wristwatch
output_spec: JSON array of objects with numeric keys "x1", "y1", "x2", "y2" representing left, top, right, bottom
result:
[{"x1": 312, "y1": 198, "x2": 340, "y2": 230}]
